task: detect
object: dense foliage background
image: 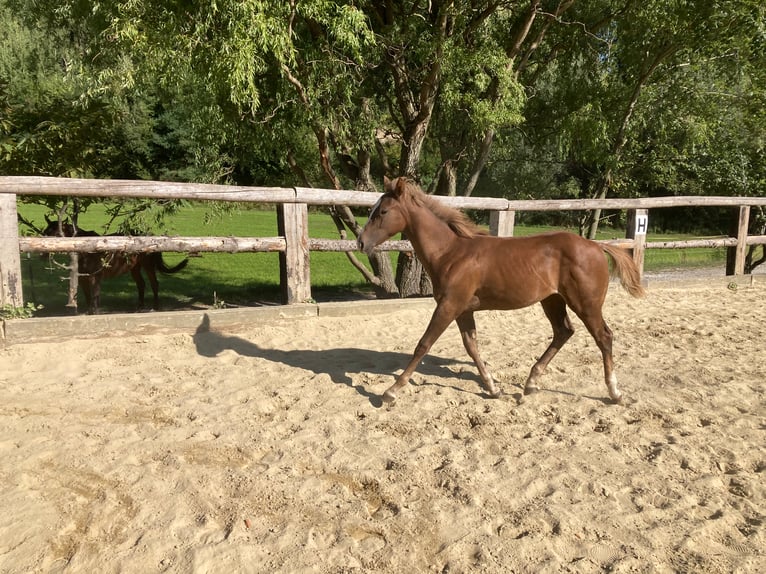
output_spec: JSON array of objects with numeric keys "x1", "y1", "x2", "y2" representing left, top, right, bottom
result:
[{"x1": 2, "y1": 1, "x2": 764, "y2": 292}]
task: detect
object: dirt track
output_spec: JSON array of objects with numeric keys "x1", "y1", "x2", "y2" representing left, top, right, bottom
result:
[{"x1": 0, "y1": 280, "x2": 764, "y2": 573}]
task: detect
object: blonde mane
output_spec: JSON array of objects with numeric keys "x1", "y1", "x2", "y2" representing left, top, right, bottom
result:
[{"x1": 398, "y1": 179, "x2": 486, "y2": 239}]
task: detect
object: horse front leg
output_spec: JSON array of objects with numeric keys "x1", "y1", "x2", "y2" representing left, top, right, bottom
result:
[
  {"x1": 383, "y1": 303, "x2": 457, "y2": 404},
  {"x1": 90, "y1": 278, "x2": 102, "y2": 315},
  {"x1": 80, "y1": 278, "x2": 95, "y2": 314},
  {"x1": 455, "y1": 312, "x2": 501, "y2": 398}
]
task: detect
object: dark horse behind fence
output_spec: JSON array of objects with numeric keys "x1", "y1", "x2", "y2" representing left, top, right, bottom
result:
[
  {"x1": 357, "y1": 177, "x2": 646, "y2": 405},
  {"x1": 43, "y1": 218, "x2": 189, "y2": 314}
]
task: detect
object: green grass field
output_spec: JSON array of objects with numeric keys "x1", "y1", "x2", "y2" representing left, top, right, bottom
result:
[{"x1": 15, "y1": 201, "x2": 729, "y2": 317}]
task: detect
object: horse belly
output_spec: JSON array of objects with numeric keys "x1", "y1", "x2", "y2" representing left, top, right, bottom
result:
[
  {"x1": 474, "y1": 282, "x2": 553, "y2": 311},
  {"x1": 474, "y1": 247, "x2": 561, "y2": 309},
  {"x1": 471, "y1": 269, "x2": 553, "y2": 310}
]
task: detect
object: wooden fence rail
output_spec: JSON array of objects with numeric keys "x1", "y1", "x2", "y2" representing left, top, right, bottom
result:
[{"x1": 2, "y1": 176, "x2": 765, "y2": 309}]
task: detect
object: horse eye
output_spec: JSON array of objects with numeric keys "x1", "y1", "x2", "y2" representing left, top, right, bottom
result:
[{"x1": 380, "y1": 209, "x2": 388, "y2": 216}]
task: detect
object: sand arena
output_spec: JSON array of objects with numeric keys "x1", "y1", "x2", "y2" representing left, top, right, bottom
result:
[{"x1": 0, "y1": 279, "x2": 764, "y2": 573}]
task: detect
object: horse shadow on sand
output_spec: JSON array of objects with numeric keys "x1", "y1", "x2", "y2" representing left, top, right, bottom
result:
[{"x1": 191, "y1": 313, "x2": 492, "y2": 408}]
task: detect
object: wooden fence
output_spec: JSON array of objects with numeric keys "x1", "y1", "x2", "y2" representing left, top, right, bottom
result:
[{"x1": 1, "y1": 176, "x2": 766, "y2": 309}]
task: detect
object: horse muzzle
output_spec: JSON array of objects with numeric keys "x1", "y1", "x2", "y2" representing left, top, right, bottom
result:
[{"x1": 357, "y1": 236, "x2": 371, "y2": 256}]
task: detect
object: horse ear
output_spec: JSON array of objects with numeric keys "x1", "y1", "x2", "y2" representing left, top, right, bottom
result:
[
  {"x1": 383, "y1": 175, "x2": 391, "y2": 187},
  {"x1": 393, "y1": 176, "x2": 408, "y2": 198}
]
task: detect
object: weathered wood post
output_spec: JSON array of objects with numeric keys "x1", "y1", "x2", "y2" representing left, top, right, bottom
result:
[
  {"x1": 626, "y1": 208, "x2": 648, "y2": 277},
  {"x1": 489, "y1": 210, "x2": 515, "y2": 237},
  {"x1": 277, "y1": 203, "x2": 311, "y2": 304},
  {"x1": 0, "y1": 193, "x2": 24, "y2": 308},
  {"x1": 726, "y1": 205, "x2": 751, "y2": 275},
  {"x1": 733, "y1": 205, "x2": 750, "y2": 276}
]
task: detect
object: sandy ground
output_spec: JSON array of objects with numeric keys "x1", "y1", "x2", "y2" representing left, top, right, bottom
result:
[{"x1": 0, "y1": 280, "x2": 764, "y2": 573}]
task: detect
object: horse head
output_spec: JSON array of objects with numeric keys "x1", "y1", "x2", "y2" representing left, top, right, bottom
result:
[
  {"x1": 357, "y1": 176, "x2": 411, "y2": 256},
  {"x1": 42, "y1": 215, "x2": 77, "y2": 237},
  {"x1": 41, "y1": 216, "x2": 97, "y2": 237}
]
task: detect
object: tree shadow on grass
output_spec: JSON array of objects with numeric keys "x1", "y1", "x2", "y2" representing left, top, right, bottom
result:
[{"x1": 192, "y1": 314, "x2": 480, "y2": 408}]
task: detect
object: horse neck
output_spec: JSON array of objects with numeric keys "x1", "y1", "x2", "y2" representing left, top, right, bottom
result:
[{"x1": 403, "y1": 202, "x2": 458, "y2": 269}]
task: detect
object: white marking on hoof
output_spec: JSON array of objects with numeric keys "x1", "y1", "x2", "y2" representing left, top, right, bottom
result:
[
  {"x1": 483, "y1": 377, "x2": 502, "y2": 398},
  {"x1": 608, "y1": 374, "x2": 622, "y2": 403}
]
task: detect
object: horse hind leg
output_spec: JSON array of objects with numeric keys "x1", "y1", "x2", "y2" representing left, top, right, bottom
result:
[
  {"x1": 566, "y1": 293, "x2": 622, "y2": 403},
  {"x1": 456, "y1": 312, "x2": 501, "y2": 398},
  {"x1": 524, "y1": 295, "x2": 575, "y2": 395},
  {"x1": 580, "y1": 314, "x2": 622, "y2": 404},
  {"x1": 144, "y1": 263, "x2": 160, "y2": 310},
  {"x1": 130, "y1": 265, "x2": 147, "y2": 309},
  {"x1": 90, "y1": 278, "x2": 102, "y2": 314}
]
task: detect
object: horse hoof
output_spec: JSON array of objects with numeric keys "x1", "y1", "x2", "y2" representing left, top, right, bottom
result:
[
  {"x1": 610, "y1": 393, "x2": 624, "y2": 405},
  {"x1": 488, "y1": 388, "x2": 503, "y2": 399},
  {"x1": 381, "y1": 390, "x2": 397, "y2": 404},
  {"x1": 523, "y1": 385, "x2": 540, "y2": 396}
]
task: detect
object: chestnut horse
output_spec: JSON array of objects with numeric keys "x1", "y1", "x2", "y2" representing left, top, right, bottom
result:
[
  {"x1": 357, "y1": 177, "x2": 645, "y2": 405},
  {"x1": 43, "y1": 219, "x2": 188, "y2": 314}
]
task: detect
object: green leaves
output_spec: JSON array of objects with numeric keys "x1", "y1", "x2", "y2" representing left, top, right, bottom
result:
[{"x1": 2, "y1": 0, "x2": 762, "y2": 213}]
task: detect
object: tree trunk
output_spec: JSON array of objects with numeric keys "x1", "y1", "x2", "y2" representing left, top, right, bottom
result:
[
  {"x1": 288, "y1": 131, "x2": 400, "y2": 297},
  {"x1": 436, "y1": 160, "x2": 457, "y2": 196},
  {"x1": 462, "y1": 129, "x2": 494, "y2": 197},
  {"x1": 385, "y1": 6, "x2": 450, "y2": 296},
  {"x1": 395, "y1": 252, "x2": 432, "y2": 298},
  {"x1": 586, "y1": 173, "x2": 612, "y2": 239}
]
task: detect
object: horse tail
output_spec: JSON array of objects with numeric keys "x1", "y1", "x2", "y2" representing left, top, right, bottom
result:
[
  {"x1": 601, "y1": 244, "x2": 646, "y2": 298},
  {"x1": 155, "y1": 254, "x2": 189, "y2": 274}
]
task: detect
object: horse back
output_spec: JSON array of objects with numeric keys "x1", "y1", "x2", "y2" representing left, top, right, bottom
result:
[{"x1": 79, "y1": 252, "x2": 139, "y2": 279}]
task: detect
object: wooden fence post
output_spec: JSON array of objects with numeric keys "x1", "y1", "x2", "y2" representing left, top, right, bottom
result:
[
  {"x1": 278, "y1": 203, "x2": 311, "y2": 304},
  {"x1": 489, "y1": 210, "x2": 515, "y2": 237},
  {"x1": 626, "y1": 209, "x2": 648, "y2": 277},
  {"x1": 734, "y1": 205, "x2": 750, "y2": 276},
  {"x1": 0, "y1": 193, "x2": 24, "y2": 308}
]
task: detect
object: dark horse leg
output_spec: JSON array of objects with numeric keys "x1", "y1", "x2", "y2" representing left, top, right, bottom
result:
[
  {"x1": 130, "y1": 265, "x2": 147, "y2": 309},
  {"x1": 146, "y1": 268, "x2": 160, "y2": 309},
  {"x1": 141, "y1": 259, "x2": 161, "y2": 310},
  {"x1": 456, "y1": 312, "x2": 501, "y2": 398},
  {"x1": 524, "y1": 294, "x2": 575, "y2": 395},
  {"x1": 87, "y1": 277, "x2": 101, "y2": 314},
  {"x1": 80, "y1": 278, "x2": 93, "y2": 314}
]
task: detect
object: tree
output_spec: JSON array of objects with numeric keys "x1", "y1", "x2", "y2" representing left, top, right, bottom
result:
[
  {"x1": 499, "y1": 0, "x2": 765, "y2": 237},
  {"x1": 7, "y1": 0, "x2": 764, "y2": 295},
  {"x1": 33, "y1": 0, "x2": 538, "y2": 296}
]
